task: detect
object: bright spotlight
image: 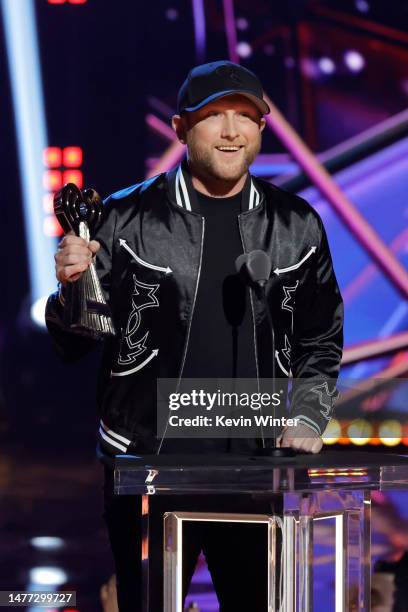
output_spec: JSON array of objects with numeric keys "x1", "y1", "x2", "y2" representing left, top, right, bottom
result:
[
  {"x1": 236, "y1": 42, "x2": 252, "y2": 58},
  {"x1": 355, "y1": 0, "x2": 370, "y2": 13},
  {"x1": 1, "y1": 0, "x2": 57, "y2": 317},
  {"x1": 236, "y1": 17, "x2": 249, "y2": 31},
  {"x1": 318, "y1": 57, "x2": 336, "y2": 75},
  {"x1": 30, "y1": 537, "x2": 65, "y2": 550},
  {"x1": 30, "y1": 296, "x2": 49, "y2": 328},
  {"x1": 29, "y1": 567, "x2": 68, "y2": 586},
  {"x1": 344, "y1": 50, "x2": 365, "y2": 72}
]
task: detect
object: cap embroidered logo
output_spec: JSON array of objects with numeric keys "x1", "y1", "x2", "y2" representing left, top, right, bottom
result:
[{"x1": 215, "y1": 65, "x2": 243, "y2": 85}]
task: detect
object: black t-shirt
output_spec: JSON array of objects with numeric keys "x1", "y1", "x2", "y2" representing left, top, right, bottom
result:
[{"x1": 182, "y1": 189, "x2": 257, "y2": 379}]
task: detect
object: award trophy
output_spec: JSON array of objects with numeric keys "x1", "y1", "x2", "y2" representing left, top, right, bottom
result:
[{"x1": 54, "y1": 183, "x2": 116, "y2": 338}]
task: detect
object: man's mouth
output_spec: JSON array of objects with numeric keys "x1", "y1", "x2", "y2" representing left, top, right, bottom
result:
[{"x1": 215, "y1": 145, "x2": 244, "y2": 155}]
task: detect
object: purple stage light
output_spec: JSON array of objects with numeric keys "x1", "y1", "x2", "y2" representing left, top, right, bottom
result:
[
  {"x1": 223, "y1": 0, "x2": 239, "y2": 64},
  {"x1": 263, "y1": 44, "x2": 275, "y2": 56},
  {"x1": 318, "y1": 57, "x2": 336, "y2": 75},
  {"x1": 355, "y1": 0, "x2": 370, "y2": 13},
  {"x1": 236, "y1": 17, "x2": 249, "y2": 31},
  {"x1": 344, "y1": 50, "x2": 365, "y2": 72},
  {"x1": 262, "y1": 92, "x2": 408, "y2": 298},
  {"x1": 165, "y1": 8, "x2": 178, "y2": 21},
  {"x1": 236, "y1": 41, "x2": 252, "y2": 58},
  {"x1": 192, "y1": 0, "x2": 206, "y2": 62}
]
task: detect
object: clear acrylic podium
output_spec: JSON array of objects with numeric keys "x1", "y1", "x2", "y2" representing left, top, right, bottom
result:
[{"x1": 99, "y1": 450, "x2": 408, "y2": 612}]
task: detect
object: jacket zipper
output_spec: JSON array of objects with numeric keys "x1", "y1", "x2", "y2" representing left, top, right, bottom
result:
[
  {"x1": 237, "y1": 216, "x2": 260, "y2": 385},
  {"x1": 238, "y1": 214, "x2": 265, "y2": 450},
  {"x1": 119, "y1": 238, "x2": 172, "y2": 274},
  {"x1": 176, "y1": 217, "x2": 206, "y2": 388},
  {"x1": 156, "y1": 217, "x2": 205, "y2": 455}
]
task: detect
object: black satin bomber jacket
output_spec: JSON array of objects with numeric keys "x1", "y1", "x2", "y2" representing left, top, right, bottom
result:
[{"x1": 46, "y1": 163, "x2": 344, "y2": 456}]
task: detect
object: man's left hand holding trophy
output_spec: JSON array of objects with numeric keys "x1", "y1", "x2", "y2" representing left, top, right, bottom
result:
[{"x1": 54, "y1": 183, "x2": 116, "y2": 338}]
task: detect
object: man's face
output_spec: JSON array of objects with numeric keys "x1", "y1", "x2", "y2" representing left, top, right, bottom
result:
[{"x1": 174, "y1": 94, "x2": 266, "y2": 184}]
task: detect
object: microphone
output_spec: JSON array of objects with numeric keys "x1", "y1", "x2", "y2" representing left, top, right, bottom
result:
[
  {"x1": 235, "y1": 253, "x2": 248, "y2": 275},
  {"x1": 246, "y1": 250, "x2": 272, "y2": 286},
  {"x1": 235, "y1": 250, "x2": 272, "y2": 289}
]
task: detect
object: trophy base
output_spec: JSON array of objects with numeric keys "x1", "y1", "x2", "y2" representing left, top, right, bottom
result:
[
  {"x1": 70, "y1": 321, "x2": 116, "y2": 339},
  {"x1": 64, "y1": 281, "x2": 116, "y2": 338}
]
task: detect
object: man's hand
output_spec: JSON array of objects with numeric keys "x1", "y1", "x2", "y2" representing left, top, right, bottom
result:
[
  {"x1": 55, "y1": 232, "x2": 100, "y2": 285},
  {"x1": 277, "y1": 423, "x2": 323, "y2": 454}
]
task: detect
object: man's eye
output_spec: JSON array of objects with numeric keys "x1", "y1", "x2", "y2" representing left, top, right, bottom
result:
[{"x1": 207, "y1": 111, "x2": 220, "y2": 117}]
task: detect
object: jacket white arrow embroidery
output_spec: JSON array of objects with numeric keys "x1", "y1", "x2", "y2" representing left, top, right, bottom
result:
[
  {"x1": 112, "y1": 273, "x2": 159, "y2": 376},
  {"x1": 274, "y1": 246, "x2": 316, "y2": 275},
  {"x1": 275, "y1": 350, "x2": 290, "y2": 376},
  {"x1": 276, "y1": 335, "x2": 292, "y2": 376},
  {"x1": 119, "y1": 238, "x2": 173, "y2": 274},
  {"x1": 112, "y1": 349, "x2": 159, "y2": 377},
  {"x1": 118, "y1": 330, "x2": 149, "y2": 365}
]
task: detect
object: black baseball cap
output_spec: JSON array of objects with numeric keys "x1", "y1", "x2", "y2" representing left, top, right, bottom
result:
[{"x1": 177, "y1": 60, "x2": 270, "y2": 115}]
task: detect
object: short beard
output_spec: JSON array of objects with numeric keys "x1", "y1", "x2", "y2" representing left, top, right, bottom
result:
[{"x1": 186, "y1": 136, "x2": 262, "y2": 186}]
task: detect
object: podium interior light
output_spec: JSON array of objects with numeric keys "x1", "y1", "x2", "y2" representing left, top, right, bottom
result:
[
  {"x1": 378, "y1": 420, "x2": 402, "y2": 446},
  {"x1": 347, "y1": 419, "x2": 373, "y2": 446},
  {"x1": 322, "y1": 418, "x2": 341, "y2": 444}
]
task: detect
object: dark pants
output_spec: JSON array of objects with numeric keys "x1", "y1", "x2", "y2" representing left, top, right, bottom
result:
[{"x1": 103, "y1": 468, "x2": 279, "y2": 612}]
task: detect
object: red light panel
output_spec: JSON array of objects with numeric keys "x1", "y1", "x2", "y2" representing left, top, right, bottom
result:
[
  {"x1": 43, "y1": 170, "x2": 62, "y2": 191},
  {"x1": 47, "y1": 0, "x2": 66, "y2": 4},
  {"x1": 43, "y1": 147, "x2": 62, "y2": 168},
  {"x1": 63, "y1": 146, "x2": 83, "y2": 167},
  {"x1": 63, "y1": 170, "x2": 83, "y2": 188},
  {"x1": 44, "y1": 215, "x2": 64, "y2": 237},
  {"x1": 69, "y1": 0, "x2": 87, "y2": 3},
  {"x1": 43, "y1": 193, "x2": 55, "y2": 213}
]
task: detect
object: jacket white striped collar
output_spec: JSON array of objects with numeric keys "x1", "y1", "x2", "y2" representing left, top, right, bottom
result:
[{"x1": 171, "y1": 161, "x2": 262, "y2": 213}]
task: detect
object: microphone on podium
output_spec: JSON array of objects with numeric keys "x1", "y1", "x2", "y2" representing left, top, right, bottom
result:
[{"x1": 235, "y1": 250, "x2": 271, "y2": 287}]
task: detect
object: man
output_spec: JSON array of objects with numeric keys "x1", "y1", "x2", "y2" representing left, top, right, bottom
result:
[{"x1": 46, "y1": 61, "x2": 343, "y2": 610}]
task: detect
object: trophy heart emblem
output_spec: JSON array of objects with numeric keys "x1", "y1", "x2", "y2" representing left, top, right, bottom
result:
[{"x1": 54, "y1": 183, "x2": 116, "y2": 338}]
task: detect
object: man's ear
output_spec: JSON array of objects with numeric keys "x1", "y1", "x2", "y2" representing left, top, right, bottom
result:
[
  {"x1": 259, "y1": 117, "x2": 266, "y2": 133},
  {"x1": 172, "y1": 114, "x2": 187, "y2": 144}
]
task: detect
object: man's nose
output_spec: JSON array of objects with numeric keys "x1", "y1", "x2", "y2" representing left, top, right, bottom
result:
[{"x1": 220, "y1": 116, "x2": 240, "y2": 139}]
